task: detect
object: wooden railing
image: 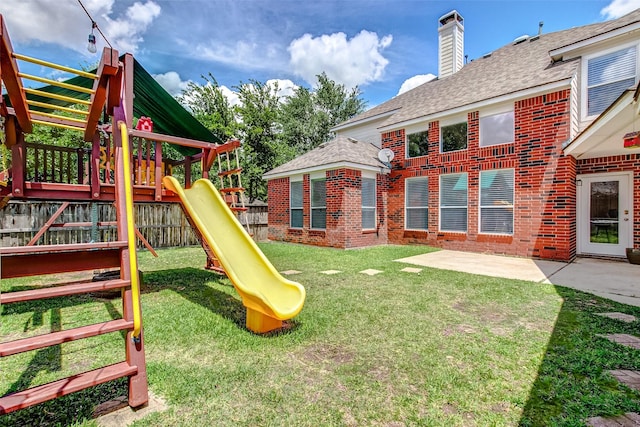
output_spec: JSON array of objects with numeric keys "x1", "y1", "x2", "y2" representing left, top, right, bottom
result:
[{"x1": 25, "y1": 142, "x2": 88, "y2": 184}]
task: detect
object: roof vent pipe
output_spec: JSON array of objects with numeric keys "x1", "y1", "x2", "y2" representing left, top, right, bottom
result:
[{"x1": 538, "y1": 21, "x2": 544, "y2": 35}]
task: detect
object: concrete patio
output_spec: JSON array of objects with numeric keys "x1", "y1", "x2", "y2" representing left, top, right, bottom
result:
[{"x1": 396, "y1": 250, "x2": 640, "y2": 307}]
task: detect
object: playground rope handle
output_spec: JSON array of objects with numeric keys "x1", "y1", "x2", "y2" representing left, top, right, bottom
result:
[{"x1": 119, "y1": 121, "x2": 142, "y2": 342}]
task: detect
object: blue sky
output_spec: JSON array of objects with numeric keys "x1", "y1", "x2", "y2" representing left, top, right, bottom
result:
[{"x1": 1, "y1": 0, "x2": 639, "y2": 109}]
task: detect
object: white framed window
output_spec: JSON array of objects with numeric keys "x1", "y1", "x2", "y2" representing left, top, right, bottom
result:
[
  {"x1": 311, "y1": 178, "x2": 326, "y2": 229},
  {"x1": 362, "y1": 177, "x2": 376, "y2": 229},
  {"x1": 407, "y1": 130, "x2": 429, "y2": 158},
  {"x1": 480, "y1": 111, "x2": 514, "y2": 147},
  {"x1": 440, "y1": 173, "x2": 467, "y2": 232},
  {"x1": 290, "y1": 180, "x2": 303, "y2": 228},
  {"x1": 405, "y1": 177, "x2": 429, "y2": 230},
  {"x1": 584, "y1": 45, "x2": 637, "y2": 117},
  {"x1": 441, "y1": 121, "x2": 468, "y2": 152},
  {"x1": 479, "y1": 169, "x2": 514, "y2": 235}
]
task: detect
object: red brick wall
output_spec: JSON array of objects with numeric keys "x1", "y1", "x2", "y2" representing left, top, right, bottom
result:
[
  {"x1": 383, "y1": 89, "x2": 575, "y2": 260},
  {"x1": 267, "y1": 169, "x2": 388, "y2": 248},
  {"x1": 577, "y1": 155, "x2": 640, "y2": 249}
]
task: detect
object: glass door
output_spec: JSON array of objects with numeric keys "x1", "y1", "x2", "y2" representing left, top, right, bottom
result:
[{"x1": 578, "y1": 173, "x2": 631, "y2": 256}]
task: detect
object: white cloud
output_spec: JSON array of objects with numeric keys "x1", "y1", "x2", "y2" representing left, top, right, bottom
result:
[
  {"x1": 153, "y1": 71, "x2": 191, "y2": 96},
  {"x1": 219, "y1": 85, "x2": 242, "y2": 108},
  {"x1": 193, "y1": 40, "x2": 283, "y2": 71},
  {"x1": 103, "y1": 1, "x2": 161, "y2": 53},
  {"x1": 397, "y1": 74, "x2": 437, "y2": 96},
  {"x1": 266, "y1": 79, "x2": 298, "y2": 100},
  {"x1": 0, "y1": 0, "x2": 160, "y2": 55},
  {"x1": 288, "y1": 30, "x2": 392, "y2": 89},
  {"x1": 601, "y1": 0, "x2": 640, "y2": 19}
]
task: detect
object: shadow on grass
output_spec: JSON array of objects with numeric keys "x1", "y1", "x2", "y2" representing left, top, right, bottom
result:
[
  {"x1": 1, "y1": 266, "x2": 297, "y2": 425},
  {"x1": 0, "y1": 379, "x2": 128, "y2": 427},
  {"x1": 142, "y1": 267, "x2": 301, "y2": 335},
  {"x1": 519, "y1": 286, "x2": 640, "y2": 426}
]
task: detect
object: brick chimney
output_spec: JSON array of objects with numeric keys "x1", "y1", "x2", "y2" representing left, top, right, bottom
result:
[{"x1": 438, "y1": 10, "x2": 464, "y2": 78}]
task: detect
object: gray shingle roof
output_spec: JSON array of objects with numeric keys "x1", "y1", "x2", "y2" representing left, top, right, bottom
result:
[
  {"x1": 338, "y1": 9, "x2": 640, "y2": 130},
  {"x1": 263, "y1": 135, "x2": 385, "y2": 178}
]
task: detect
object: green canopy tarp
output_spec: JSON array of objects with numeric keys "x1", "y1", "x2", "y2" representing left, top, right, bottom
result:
[{"x1": 4, "y1": 56, "x2": 220, "y2": 156}]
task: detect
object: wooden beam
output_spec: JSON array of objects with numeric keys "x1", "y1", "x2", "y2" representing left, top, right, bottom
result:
[
  {"x1": 0, "y1": 362, "x2": 137, "y2": 415},
  {"x1": 129, "y1": 128, "x2": 217, "y2": 150},
  {"x1": 0, "y1": 15, "x2": 31, "y2": 133},
  {"x1": 9, "y1": 129, "x2": 24, "y2": 196},
  {"x1": 107, "y1": 66, "x2": 123, "y2": 115},
  {"x1": 0, "y1": 247, "x2": 122, "y2": 278},
  {"x1": 84, "y1": 47, "x2": 120, "y2": 141},
  {"x1": 27, "y1": 201, "x2": 70, "y2": 246},
  {"x1": 123, "y1": 54, "x2": 135, "y2": 128}
]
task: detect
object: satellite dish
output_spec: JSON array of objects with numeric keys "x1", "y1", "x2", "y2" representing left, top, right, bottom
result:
[{"x1": 377, "y1": 148, "x2": 395, "y2": 163}]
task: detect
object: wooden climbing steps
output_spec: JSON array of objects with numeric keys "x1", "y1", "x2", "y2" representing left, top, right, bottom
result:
[{"x1": 0, "y1": 241, "x2": 147, "y2": 414}]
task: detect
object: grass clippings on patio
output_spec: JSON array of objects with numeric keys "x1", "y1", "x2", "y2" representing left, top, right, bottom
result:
[{"x1": 1, "y1": 243, "x2": 639, "y2": 426}]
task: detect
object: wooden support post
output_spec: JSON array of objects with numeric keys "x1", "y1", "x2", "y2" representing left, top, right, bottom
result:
[
  {"x1": 184, "y1": 156, "x2": 192, "y2": 189},
  {"x1": 91, "y1": 132, "x2": 101, "y2": 198},
  {"x1": 10, "y1": 128, "x2": 24, "y2": 197},
  {"x1": 154, "y1": 141, "x2": 162, "y2": 201},
  {"x1": 113, "y1": 106, "x2": 148, "y2": 408}
]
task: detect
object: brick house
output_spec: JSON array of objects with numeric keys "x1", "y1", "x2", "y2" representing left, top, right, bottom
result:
[{"x1": 264, "y1": 9, "x2": 640, "y2": 261}]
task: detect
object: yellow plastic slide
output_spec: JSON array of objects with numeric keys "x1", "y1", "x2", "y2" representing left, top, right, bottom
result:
[{"x1": 162, "y1": 176, "x2": 305, "y2": 333}]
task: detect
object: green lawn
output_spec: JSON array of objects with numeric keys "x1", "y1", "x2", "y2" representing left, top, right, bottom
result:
[{"x1": 1, "y1": 243, "x2": 640, "y2": 426}]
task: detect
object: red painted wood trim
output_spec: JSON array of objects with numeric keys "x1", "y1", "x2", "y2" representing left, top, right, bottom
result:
[
  {"x1": 9, "y1": 133, "x2": 24, "y2": 196},
  {"x1": 0, "y1": 278, "x2": 129, "y2": 304},
  {"x1": 0, "y1": 15, "x2": 32, "y2": 133},
  {"x1": 0, "y1": 241, "x2": 126, "y2": 255},
  {"x1": 129, "y1": 128, "x2": 217, "y2": 150},
  {"x1": 154, "y1": 141, "x2": 163, "y2": 201},
  {"x1": 0, "y1": 319, "x2": 133, "y2": 357},
  {"x1": 0, "y1": 362, "x2": 137, "y2": 415},
  {"x1": 0, "y1": 247, "x2": 124, "y2": 278},
  {"x1": 134, "y1": 228, "x2": 158, "y2": 257},
  {"x1": 91, "y1": 132, "x2": 102, "y2": 198},
  {"x1": 27, "y1": 201, "x2": 70, "y2": 246},
  {"x1": 85, "y1": 48, "x2": 119, "y2": 141}
]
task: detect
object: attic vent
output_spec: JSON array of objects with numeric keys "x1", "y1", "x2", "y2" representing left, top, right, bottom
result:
[
  {"x1": 513, "y1": 34, "x2": 529, "y2": 45},
  {"x1": 482, "y1": 52, "x2": 492, "y2": 59},
  {"x1": 348, "y1": 137, "x2": 358, "y2": 143}
]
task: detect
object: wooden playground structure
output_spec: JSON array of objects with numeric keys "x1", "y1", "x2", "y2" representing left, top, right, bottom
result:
[{"x1": 0, "y1": 14, "x2": 249, "y2": 414}]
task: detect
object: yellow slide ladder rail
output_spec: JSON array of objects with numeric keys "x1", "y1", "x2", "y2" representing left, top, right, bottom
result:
[{"x1": 119, "y1": 122, "x2": 142, "y2": 340}]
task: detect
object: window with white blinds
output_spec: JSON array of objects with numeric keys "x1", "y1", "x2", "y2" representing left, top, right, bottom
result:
[
  {"x1": 587, "y1": 46, "x2": 637, "y2": 116},
  {"x1": 290, "y1": 180, "x2": 303, "y2": 228},
  {"x1": 311, "y1": 178, "x2": 326, "y2": 229},
  {"x1": 479, "y1": 169, "x2": 514, "y2": 235},
  {"x1": 439, "y1": 173, "x2": 467, "y2": 232},
  {"x1": 362, "y1": 178, "x2": 376, "y2": 229},
  {"x1": 480, "y1": 111, "x2": 514, "y2": 147},
  {"x1": 405, "y1": 177, "x2": 429, "y2": 230}
]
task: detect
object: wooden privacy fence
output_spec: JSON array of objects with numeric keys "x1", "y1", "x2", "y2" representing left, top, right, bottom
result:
[{"x1": 0, "y1": 200, "x2": 268, "y2": 248}]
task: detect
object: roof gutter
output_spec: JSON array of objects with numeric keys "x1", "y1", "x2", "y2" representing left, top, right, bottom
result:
[
  {"x1": 549, "y1": 21, "x2": 640, "y2": 61},
  {"x1": 263, "y1": 161, "x2": 390, "y2": 180},
  {"x1": 331, "y1": 109, "x2": 400, "y2": 132}
]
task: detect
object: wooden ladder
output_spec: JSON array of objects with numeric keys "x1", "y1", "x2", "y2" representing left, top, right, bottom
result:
[
  {"x1": 215, "y1": 140, "x2": 250, "y2": 233},
  {"x1": 0, "y1": 127, "x2": 148, "y2": 415}
]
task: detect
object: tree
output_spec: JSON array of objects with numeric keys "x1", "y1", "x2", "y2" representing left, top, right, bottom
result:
[
  {"x1": 178, "y1": 73, "x2": 238, "y2": 142},
  {"x1": 279, "y1": 72, "x2": 367, "y2": 156},
  {"x1": 235, "y1": 80, "x2": 294, "y2": 202}
]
